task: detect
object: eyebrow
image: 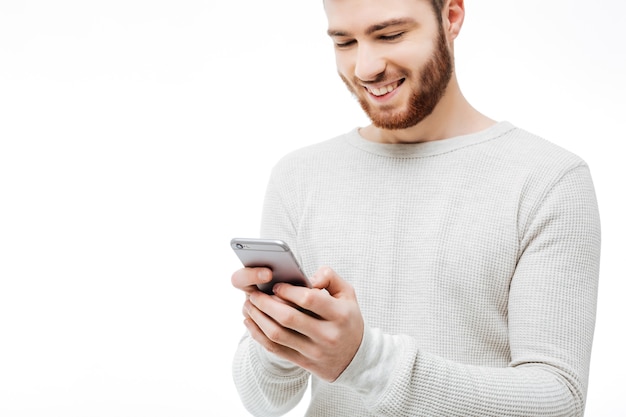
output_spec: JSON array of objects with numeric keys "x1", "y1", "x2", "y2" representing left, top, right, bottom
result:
[{"x1": 327, "y1": 17, "x2": 417, "y2": 37}]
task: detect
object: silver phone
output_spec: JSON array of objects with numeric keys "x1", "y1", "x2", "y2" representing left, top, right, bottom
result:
[{"x1": 230, "y1": 238, "x2": 312, "y2": 294}]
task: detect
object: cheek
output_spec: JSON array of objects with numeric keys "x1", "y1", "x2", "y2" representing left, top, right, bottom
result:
[
  {"x1": 397, "y1": 42, "x2": 432, "y2": 70},
  {"x1": 334, "y1": 52, "x2": 355, "y2": 76}
]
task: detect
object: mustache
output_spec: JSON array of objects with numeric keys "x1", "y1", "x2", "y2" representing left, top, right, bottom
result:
[{"x1": 338, "y1": 71, "x2": 408, "y2": 92}]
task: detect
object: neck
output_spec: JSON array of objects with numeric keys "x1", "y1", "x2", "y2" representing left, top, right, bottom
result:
[{"x1": 360, "y1": 76, "x2": 496, "y2": 144}]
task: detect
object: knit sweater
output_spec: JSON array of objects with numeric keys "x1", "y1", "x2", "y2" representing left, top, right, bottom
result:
[{"x1": 232, "y1": 121, "x2": 601, "y2": 416}]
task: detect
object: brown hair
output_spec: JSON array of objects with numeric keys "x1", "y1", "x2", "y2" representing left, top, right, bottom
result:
[{"x1": 430, "y1": 0, "x2": 446, "y2": 21}]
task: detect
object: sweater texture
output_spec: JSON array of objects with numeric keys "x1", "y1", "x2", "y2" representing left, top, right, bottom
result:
[{"x1": 232, "y1": 121, "x2": 601, "y2": 416}]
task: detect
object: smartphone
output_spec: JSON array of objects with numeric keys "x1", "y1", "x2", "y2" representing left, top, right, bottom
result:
[{"x1": 230, "y1": 238, "x2": 312, "y2": 294}]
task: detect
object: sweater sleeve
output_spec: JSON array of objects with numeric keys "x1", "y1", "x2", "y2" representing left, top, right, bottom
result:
[
  {"x1": 231, "y1": 172, "x2": 311, "y2": 417},
  {"x1": 332, "y1": 164, "x2": 601, "y2": 417},
  {"x1": 232, "y1": 333, "x2": 309, "y2": 417}
]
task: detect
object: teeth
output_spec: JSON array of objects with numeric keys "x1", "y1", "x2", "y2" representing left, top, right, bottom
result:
[{"x1": 368, "y1": 82, "x2": 398, "y2": 97}]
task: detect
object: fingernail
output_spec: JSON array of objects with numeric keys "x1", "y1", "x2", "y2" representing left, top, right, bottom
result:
[{"x1": 258, "y1": 269, "x2": 271, "y2": 282}]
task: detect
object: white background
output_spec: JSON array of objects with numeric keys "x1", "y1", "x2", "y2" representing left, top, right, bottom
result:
[{"x1": 0, "y1": 1, "x2": 623, "y2": 416}]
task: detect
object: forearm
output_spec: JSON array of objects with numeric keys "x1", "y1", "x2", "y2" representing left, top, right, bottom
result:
[
  {"x1": 335, "y1": 327, "x2": 585, "y2": 417},
  {"x1": 232, "y1": 333, "x2": 309, "y2": 417}
]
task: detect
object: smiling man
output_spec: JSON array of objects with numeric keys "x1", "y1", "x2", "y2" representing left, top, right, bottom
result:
[
  {"x1": 327, "y1": 0, "x2": 493, "y2": 142},
  {"x1": 331, "y1": 3, "x2": 454, "y2": 133},
  {"x1": 231, "y1": 0, "x2": 601, "y2": 416}
]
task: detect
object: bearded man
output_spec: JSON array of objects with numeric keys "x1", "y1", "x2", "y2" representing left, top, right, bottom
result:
[{"x1": 231, "y1": 1, "x2": 601, "y2": 416}]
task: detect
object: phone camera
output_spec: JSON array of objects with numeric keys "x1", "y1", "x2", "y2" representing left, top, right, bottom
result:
[{"x1": 236, "y1": 243, "x2": 244, "y2": 249}]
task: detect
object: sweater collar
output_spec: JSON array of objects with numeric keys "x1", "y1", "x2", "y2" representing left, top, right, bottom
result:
[{"x1": 345, "y1": 121, "x2": 516, "y2": 158}]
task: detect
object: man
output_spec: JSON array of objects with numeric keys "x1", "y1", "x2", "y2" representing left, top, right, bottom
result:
[{"x1": 231, "y1": 0, "x2": 601, "y2": 415}]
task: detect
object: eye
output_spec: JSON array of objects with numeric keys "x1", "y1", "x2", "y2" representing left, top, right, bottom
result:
[
  {"x1": 334, "y1": 39, "x2": 356, "y2": 49},
  {"x1": 379, "y1": 32, "x2": 404, "y2": 42}
]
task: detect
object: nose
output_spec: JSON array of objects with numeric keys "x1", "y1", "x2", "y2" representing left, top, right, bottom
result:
[{"x1": 354, "y1": 43, "x2": 386, "y2": 83}]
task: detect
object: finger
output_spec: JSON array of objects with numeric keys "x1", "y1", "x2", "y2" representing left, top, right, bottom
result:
[
  {"x1": 245, "y1": 295, "x2": 310, "y2": 353},
  {"x1": 242, "y1": 310, "x2": 281, "y2": 353},
  {"x1": 248, "y1": 291, "x2": 312, "y2": 333},
  {"x1": 305, "y1": 268, "x2": 361, "y2": 323},
  {"x1": 231, "y1": 267, "x2": 272, "y2": 291},
  {"x1": 272, "y1": 283, "x2": 327, "y2": 321},
  {"x1": 243, "y1": 315, "x2": 307, "y2": 367},
  {"x1": 311, "y1": 266, "x2": 354, "y2": 298}
]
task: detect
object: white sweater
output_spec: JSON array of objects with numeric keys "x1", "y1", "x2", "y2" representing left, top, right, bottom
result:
[{"x1": 232, "y1": 122, "x2": 601, "y2": 416}]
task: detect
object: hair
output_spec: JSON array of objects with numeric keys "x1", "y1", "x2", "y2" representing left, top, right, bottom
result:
[
  {"x1": 322, "y1": 0, "x2": 448, "y2": 26},
  {"x1": 429, "y1": 0, "x2": 446, "y2": 22}
]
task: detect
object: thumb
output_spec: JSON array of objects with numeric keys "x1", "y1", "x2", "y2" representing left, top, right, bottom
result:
[{"x1": 311, "y1": 266, "x2": 352, "y2": 297}]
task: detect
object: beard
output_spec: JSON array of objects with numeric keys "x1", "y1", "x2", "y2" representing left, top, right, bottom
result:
[{"x1": 340, "y1": 25, "x2": 453, "y2": 130}]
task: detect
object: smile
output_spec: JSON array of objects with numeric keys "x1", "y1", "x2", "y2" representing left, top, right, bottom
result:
[{"x1": 365, "y1": 80, "x2": 403, "y2": 97}]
